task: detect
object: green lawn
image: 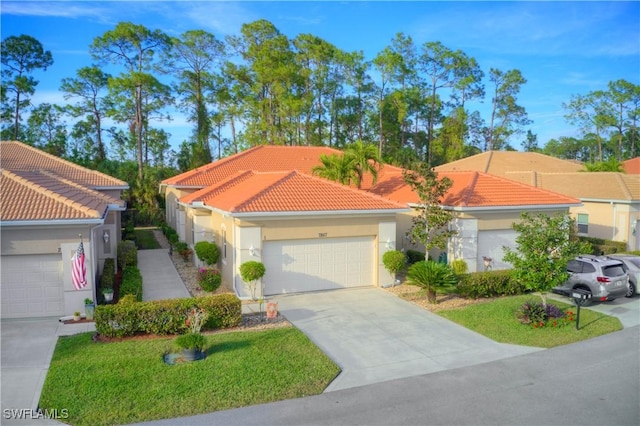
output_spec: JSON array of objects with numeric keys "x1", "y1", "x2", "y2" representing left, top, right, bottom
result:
[
  {"x1": 437, "y1": 294, "x2": 623, "y2": 348},
  {"x1": 133, "y1": 228, "x2": 161, "y2": 249},
  {"x1": 39, "y1": 328, "x2": 340, "y2": 426}
]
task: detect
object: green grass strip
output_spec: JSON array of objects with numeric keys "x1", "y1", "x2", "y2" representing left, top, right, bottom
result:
[
  {"x1": 133, "y1": 229, "x2": 161, "y2": 249},
  {"x1": 39, "y1": 328, "x2": 339, "y2": 426},
  {"x1": 437, "y1": 295, "x2": 623, "y2": 348}
]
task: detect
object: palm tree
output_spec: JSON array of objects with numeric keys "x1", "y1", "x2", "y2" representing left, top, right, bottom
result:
[
  {"x1": 344, "y1": 140, "x2": 383, "y2": 188},
  {"x1": 312, "y1": 153, "x2": 358, "y2": 185}
]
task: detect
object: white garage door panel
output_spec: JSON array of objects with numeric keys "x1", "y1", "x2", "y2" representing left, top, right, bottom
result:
[
  {"x1": 477, "y1": 230, "x2": 516, "y2": 271},
  {"x1": 1, "y1": 255, "x2": 64, "y2": 318},
  {"x1": 263, "y1": 237, "x2": 374, "y2": 295}
]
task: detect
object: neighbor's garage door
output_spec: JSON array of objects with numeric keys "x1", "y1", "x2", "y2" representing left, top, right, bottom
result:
[
  {"x1": 1, "y1": 254, "x2": 64, "y2": 319},
  {"x1": 477, "y1": 229, "x2": 516, "y2": 270},
  {"x1": 262, "y1": 236, "x2": 375, "y2": 295}
]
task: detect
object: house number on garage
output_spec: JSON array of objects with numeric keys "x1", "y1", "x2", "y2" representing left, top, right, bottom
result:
[{"x1": 318, "y1": 233, "x2": 327, "y2": 238}]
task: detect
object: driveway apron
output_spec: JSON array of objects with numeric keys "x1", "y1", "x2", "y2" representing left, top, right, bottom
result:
[{"x1": 274, "y1": 287, "x2": 542, "y2": 392}]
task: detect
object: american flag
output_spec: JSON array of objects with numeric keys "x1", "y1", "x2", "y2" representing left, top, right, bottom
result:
[{"x1": 72, "y1": 240, "x2": 87, "y2": 290}]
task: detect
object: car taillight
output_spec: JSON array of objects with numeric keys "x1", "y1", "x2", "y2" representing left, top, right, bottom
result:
[{"x1": 596, "y1": 276, "x2": 610, "y2": 283}]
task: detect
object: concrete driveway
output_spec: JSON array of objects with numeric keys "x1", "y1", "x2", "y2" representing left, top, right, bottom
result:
[
  {"x1": 1, "y1": 318, "x2": 94, "y2": 425},
  {"x1": 273, "y1": 287, "x2": 542, "y2": 392}
]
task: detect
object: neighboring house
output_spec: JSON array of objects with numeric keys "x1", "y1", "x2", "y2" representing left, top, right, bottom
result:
[
  {"x1": 435, "y1": 151, "x2": 640, "y2": 252},
  {"x1": 0, "y1": 141, "x2": 128, "y2": 319},
  {"x1": 161, "y1": 146, "x2": 580, "y2": 297},
  {"x1": 367, "y1": 168, "x2": 581, "y2": 271},
  {"x1": 622, "y1": 157, "x2": 640, "y2": 175}
]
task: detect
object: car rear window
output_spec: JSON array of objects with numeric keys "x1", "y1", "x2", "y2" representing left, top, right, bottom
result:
[{"x1": 603, "y1": 264, "x2": 626, "y2": 277}]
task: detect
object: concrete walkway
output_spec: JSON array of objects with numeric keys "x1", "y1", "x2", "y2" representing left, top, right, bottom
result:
[
  {"x1": 273, "y1": 288, "x2": 543, "y2": 392},
  {"x1": 139, "y1": 249, "x2": 191, "y2": 301}
]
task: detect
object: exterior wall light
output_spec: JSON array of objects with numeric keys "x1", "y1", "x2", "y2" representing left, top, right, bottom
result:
[{"x1": 103, "y1": 231, "x2": 110, "y2": 244}]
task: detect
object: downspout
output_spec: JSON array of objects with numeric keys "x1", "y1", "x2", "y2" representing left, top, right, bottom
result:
[
  {"x1": 611, "y1": 201, "x2": 617, "y2": 241},
  {"x1": 90, "y1": 223, "x2": 102, "y2": 304}
]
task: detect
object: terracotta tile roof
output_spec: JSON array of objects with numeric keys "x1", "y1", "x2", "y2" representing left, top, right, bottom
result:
[
  {"x1": 434, "y1": 151, "x2": 585, "y2": 176},
  {"x1": 0, "y1": 169, "x2": 123, "y2": 222},
  {"x1": 0, "y1": 141, "x2": 128, "y2": 188},
  {"x1": 181, "y1": 170, "x2": 407, "y2": 214},
  {"x1": 162, "y1": 145, "x2": 341, "y2": 187},
  {"x1": 369, "y1": 170, "x2": 580, "y2": 208},
  {"x1": 622, "y1": 157, "x2": 640, "y2": 174},
  {"x1": 528, "y1": 172, "x2": 640, "y2": 201}
]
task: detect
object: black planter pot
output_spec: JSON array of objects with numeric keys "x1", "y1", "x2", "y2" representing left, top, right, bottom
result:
[{"x1": 181, "y1": 348, "x2": 202, "y2": 361}]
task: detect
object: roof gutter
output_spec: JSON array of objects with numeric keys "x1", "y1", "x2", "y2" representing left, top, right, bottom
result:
[
  {"x1": 579, "y1": 198, "x2": 637, "y2": 205},
  {"x1": 444, "y1": 203, "x2": 582, "y2": 213},
  {"x1": 231, "y1": 208, "x2": 410, "y2": 218},
  {"x1": 0, "y1": 218, "x2": 104, "y2": 227},
  {"x1": 183, "y1": 202, "x2": 409, "y2": 218}
]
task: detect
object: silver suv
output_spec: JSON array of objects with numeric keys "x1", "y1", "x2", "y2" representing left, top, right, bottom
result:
[
  {"x1": 604, "y1": 254, "x2": 640, "y2": 298},
  {"x1": 554, "y1": 255, "x2": 629, "y2": 306}
]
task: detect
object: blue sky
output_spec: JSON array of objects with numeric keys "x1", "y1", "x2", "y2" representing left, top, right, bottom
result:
[{"x1": 2, "y1": 1, "x2": 639, "y2": 152}]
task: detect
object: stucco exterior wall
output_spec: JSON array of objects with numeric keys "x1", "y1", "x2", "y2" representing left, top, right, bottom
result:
[{"x1": 570, "y1": 201, "x2": 639, "y2": 250}]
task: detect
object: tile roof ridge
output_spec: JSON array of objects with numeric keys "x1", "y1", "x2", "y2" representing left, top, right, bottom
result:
[
  {"x1": 164, "y1": 146, "x2": 264, "y2": 185},
  {"x1": 2, "y1": 169, "x2": 104, "y2": 218},
  {"x1": 38, "y1": 169, "x2": 122, "y2": 205},
  {"x1": 231, "y1": 170, "x2": 296, "y2": 211},
  {"x1": 1, "y1": 141, "x2": 127, "y2": 187},
  {"x1": 477, "y1": 170, "x2": 580, "y2": 201},
  {"x1": 614, "y1": 173, "x2": 633, "y2": 200},
  {"x1": 484, "y1": 151, "x2": 493, "y2": 173},
  {"x1": 463, "y1": 171, "x2": 481, "y2": 206},
  {"x1": 303, "y1": 170, "x2": 407, "y2": 208}
]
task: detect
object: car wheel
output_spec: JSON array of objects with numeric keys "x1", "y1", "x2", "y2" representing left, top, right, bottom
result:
[{"x1": 625, "y1": 282, "x2": 636, "y2": 298}]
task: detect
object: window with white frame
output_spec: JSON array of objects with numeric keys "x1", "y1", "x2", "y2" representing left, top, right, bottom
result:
[
  {"x1": 221, "y1": 226, "x2": 227, "y2": 262},
  {"x1": 577, "y1": 213, "x2": 588, "y2": 234}
]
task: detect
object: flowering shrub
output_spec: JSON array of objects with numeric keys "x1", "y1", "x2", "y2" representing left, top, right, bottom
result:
[
  {"x1": 185, "y1": 307, "x2": 209, "y2": 334},
  {"x1": 516, "y1": 300, "x2": 573, "y2": 328},
  {"x1": 197, "y1": 268, "x2": 221, "y2": 292}
]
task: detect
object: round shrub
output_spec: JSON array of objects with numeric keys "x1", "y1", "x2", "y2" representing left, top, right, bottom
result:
[
  {"x1": 382, "y1": 250, "x2": 406, "y2": 275},
  {"x1": 240, "y1": 261, "x2": 266, "y2": 283},
  {"x1": 194, "y1": 241, "x2": 220, "y2": 265},
  {"x1": 451, "y1": 259, "x2": 468, "y2": 275},
  {"x1": 197, "y1": 268, "x2": 222, "y2": 292}
]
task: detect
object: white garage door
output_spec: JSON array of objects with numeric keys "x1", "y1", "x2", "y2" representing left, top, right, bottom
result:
[
  {"x1": 1, "y1": 254, "x2": 64, "y2": 318},
  {"x1": 477, "y1": 229, "x2": 517, "y2": 271},
  {"x1": 262, "y1": 236, "x2": 375, "y2": 295}
]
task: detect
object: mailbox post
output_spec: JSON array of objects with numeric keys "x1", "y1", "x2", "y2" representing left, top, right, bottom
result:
[{"x1": 570, "y1": 288, "x2": 591, "y2": 330}]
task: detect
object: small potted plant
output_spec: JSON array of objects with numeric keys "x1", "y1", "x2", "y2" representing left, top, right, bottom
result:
[
  {"x1": 73, "y1": 311, "x2": 81, "y2": 321},
  {"x1": 175, "y1": 307, "x2": 209, "y2": 361},
  {"x1": 84, "y1": 298, "x2": 95, "y2": 320},
  {"x1": 175, "y1": 333, "x2": 206, "y2": 361},
  {"x1": 102, "y1": 287, "x2": 114, "y2": 303}
]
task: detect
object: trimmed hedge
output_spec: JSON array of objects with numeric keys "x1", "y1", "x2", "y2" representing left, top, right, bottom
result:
[
  {"x1": 456, "y1": 269, "x2": 527, "y2": 299},
  {"x1": 579, "y1": 236, "x2": 626, "y2": 255},
  {"x1": 194, "y1": 241, "x2": 220, "y2": 265},
  {"x1": 99, "y1": 258, "x2": 115, "y2": 291},
  {"x1": 406, "y1": 250, "x2": 426, "y2": 265},
  {"x1": 117, "y1": 240, "x2": 138, "y2": 269},
  {"x1": 94, "y1": 294, "x2": 241, "y2": 338},
  {"x1": 119, "y1": 266, "x2": 143, "y2": 302}
]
